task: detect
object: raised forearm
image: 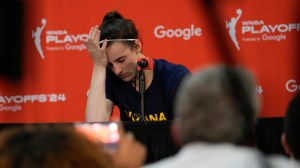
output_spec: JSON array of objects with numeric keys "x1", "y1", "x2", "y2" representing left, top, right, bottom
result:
[{"x1": 85, "y1": 66, "x2": 110, "y2": 122}]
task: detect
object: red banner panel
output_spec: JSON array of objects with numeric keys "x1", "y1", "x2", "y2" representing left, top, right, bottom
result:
[{"x1": 0, "y1": 0, "x2": 299, "y2": 122}]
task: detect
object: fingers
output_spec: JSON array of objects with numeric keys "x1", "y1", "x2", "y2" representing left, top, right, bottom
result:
[
  {"x1": 82, "y1": 25, "x2": 102, "y2": 48},
  {"x1": 91, "y1": 25, "x2": 99, "y2": 42},
  {"x1": 86, "y1": 25, "x2": 99, "y2": 43},
  {"x1": 88, "y1": 27, "x2": 93, "y2": 39},
  {"x1": 100, "y1": 39, "x2": 107, "y2": 49},
  {"x1": 96, "y1": 29, "x2": 101, "y2": 43}
]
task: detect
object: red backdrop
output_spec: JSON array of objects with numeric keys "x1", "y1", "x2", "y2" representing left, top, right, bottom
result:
[{"x1": 0, "y1": 0, "x2": 299, "y2": 122}]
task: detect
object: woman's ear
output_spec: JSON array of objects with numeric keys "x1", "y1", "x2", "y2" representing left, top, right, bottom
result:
[{"x1": 281, "y1": 133, "x2": 292, "y2": 156}]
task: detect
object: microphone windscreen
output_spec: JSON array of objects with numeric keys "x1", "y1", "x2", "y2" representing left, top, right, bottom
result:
[{"x1": 137, "y1": 57, "x2": 154, "y2": 70}]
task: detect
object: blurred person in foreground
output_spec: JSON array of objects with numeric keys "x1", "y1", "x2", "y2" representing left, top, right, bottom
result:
[
  {"x1": 0, "y1": 124, "x2": 146, "y2": 168},
  {"x1": 143, "y1": 65, "x2": 267, "y2": 168},
  {"x1": 268, "y1": 93, "x2": 300, "y2": 168}
]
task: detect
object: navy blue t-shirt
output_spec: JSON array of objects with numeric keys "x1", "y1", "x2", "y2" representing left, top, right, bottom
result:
[{"x1": 106, "y1": 59, "x2": 190, "y2": 121}]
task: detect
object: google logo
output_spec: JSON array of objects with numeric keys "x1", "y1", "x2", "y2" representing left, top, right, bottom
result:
[{"x1": 154, "y1": 24, "x2": 202, "y2": 40}]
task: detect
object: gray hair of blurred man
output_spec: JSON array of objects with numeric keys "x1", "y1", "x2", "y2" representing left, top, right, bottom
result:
[{"x1": 174, "y1": 65, "x2": 260, "y2": 145}]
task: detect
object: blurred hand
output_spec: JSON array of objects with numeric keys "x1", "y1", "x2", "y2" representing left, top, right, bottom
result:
[{"x1": 112, "y1": 122, "x2": 147, "y2": 168}]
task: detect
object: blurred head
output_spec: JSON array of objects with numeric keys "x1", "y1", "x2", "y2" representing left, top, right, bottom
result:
[
  {"x1": 0, "y1": 125, "x2": 112, "y2": 168},
  {"x1": 174, "y1": 65, "x2": 260, "y2": 145},
  {"x1": 282, "y1": 93, "x2": 300, "y2": 160},
  {"x1": 100, "y1": 10, "x2": 142, "y2": 82}
]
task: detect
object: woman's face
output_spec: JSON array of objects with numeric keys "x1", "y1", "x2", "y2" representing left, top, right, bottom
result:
[{"x1": 105, "y1": 42, "x2": 139, "y2": 82}]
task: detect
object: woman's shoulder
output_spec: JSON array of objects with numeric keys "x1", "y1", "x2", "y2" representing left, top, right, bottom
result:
[{"x1": 154, "y1": 59, "x2": 190, "y2": 74}]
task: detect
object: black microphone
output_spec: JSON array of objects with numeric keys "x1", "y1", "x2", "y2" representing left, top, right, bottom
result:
[{"x1": 137, "y1": 59, "x2": 148, "y2": 69}]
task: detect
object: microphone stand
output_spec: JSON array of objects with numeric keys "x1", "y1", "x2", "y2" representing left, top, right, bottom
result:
[{"x1": 139, "y1": 67, "x2": 146, "y2": 121}]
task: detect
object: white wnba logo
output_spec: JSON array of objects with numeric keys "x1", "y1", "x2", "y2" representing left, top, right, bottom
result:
[
  {"x1": 32, "y1": 18, "x2": 47, "y2": 59},
  {"x1": 226, "y1": 9, "x2": 242, "y2": 50}
]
